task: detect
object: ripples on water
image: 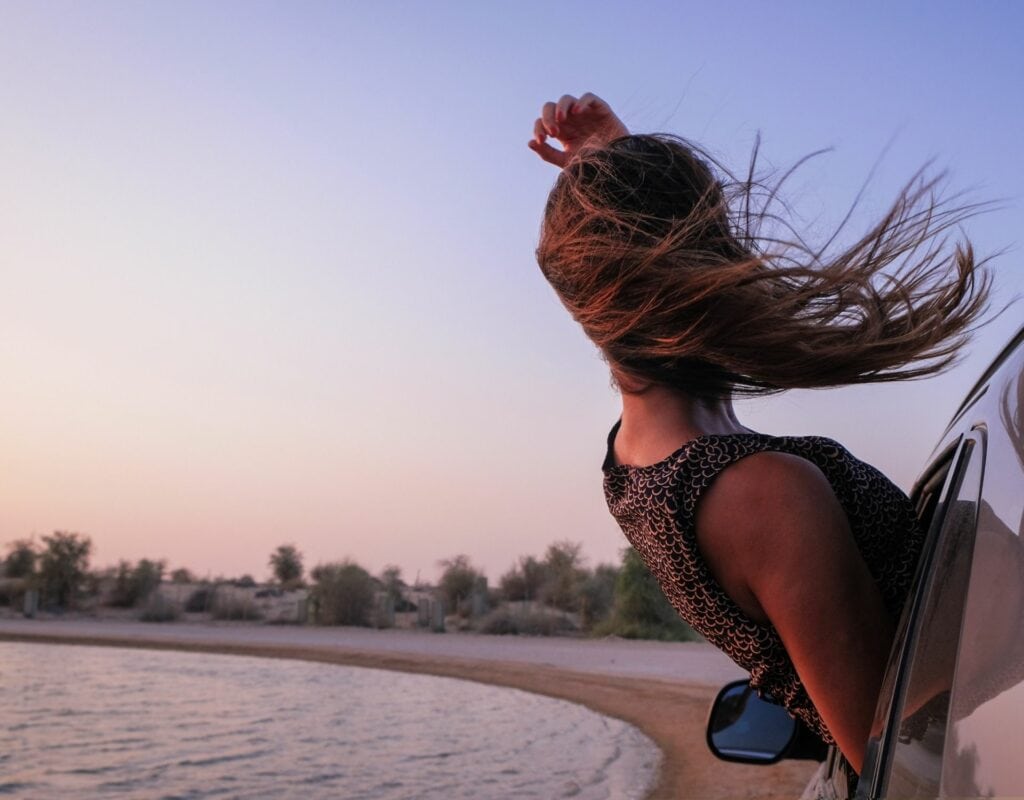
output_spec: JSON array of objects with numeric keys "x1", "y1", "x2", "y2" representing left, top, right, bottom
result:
[{"x1": 0, "y1": 642, "x2": 658, "y2": 799}]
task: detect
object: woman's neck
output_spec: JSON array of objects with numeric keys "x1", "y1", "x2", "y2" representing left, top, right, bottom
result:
[{"x1": 615, "y1": 385, "x2": 753, "y2": 468}]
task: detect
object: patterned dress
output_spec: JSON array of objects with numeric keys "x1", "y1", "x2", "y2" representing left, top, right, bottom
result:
[{"x1": 601, "y1": 419, "x2": 925, "y2": 744}]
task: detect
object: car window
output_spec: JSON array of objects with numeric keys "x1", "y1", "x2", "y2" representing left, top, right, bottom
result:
[{"x1": 880, "y1": 436, "x2": 983, "y2": 798}]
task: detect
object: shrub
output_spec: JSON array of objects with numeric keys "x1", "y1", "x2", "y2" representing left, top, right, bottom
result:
[
  {"x1": 170, "y1": 567, "x2": 195, "y2": 584},
  {"x1": 592, "y1": 548, "x2": 699, "y2": 642},
  {"x1": 379, "y1": 565, "x2": 415, "y2": 612},
  {"x1": 3, "y1": 539, "x2": 37, "y2": 580},
  {"x1": 138, "y1": 593, "x2": 180, "y2": 622},
  {"x1": 499, "y1": 555, "x2": 547, "y2": 602},
  {"x1": 110, "y1": 559, "x2": 165, "y2": 608},
  {"x1": 579, "y1": 563, "x2": 619, "y2": 630},
  {"x1": 210, "y1": 589, "x2": 263, "y2": 621},
  {"x1": 184, "y1": 585, "x2": 214, "y2": 613},
  {"x1": 310, "y1": 561, "x2": 374, "y2": 626},
  {"x1": 476, "y1": 606, "x2": 578, "y2": 636},
  {"x1": 539, "y1": 540, "x2": 586, "y2": 611},
  {"x1": 0, "y1": 577, "x2": 28, "y2": 607},
  {"x1": 437, "y1": 555, "x2": 487, "y2": 617}
]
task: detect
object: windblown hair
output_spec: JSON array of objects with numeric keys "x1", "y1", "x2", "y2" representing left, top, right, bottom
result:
[{"x1": 536, "y1": 134, "x2": 993, "y2": 400}]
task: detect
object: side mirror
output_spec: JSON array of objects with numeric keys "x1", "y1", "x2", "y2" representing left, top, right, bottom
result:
[{"x1": 706, "y1": 679, "x2": 798, "y2": 764}]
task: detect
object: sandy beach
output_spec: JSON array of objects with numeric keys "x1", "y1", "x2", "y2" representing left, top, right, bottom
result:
[{"x1": 0, "y1": 619, "x2": 815, "y2": 799}]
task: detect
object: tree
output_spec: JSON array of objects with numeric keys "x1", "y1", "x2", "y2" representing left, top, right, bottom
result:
[
  {"x1": 37, "y1": 531, "x2": 92, "y2": 609},
  {"x1": 603, "y1": 547, "x2": 697, "y2": 641},
  {"x1": 3, "y1": 538, "x2": 37, "y2": 579},
  {"x1": 579, "y1": 563, "x2": 619, "y2": 629},
  {"x1": 110, "y1": 559, "x2": 165, "y2": 607},
  {"x1": 269, "y1": 544, "x2": 304, "y2": 585},
  {"x1": 437, "y1": 555, "x2": 487, "y2": 617},
  {"x1": 379, "y1": 564, "x2": 413, "y2": 611},
  {"x1": 310, "y1": 560, "x2": 375, "y2": 626},
  {"x1": 170, "y1": 567, "x2": 195, "y2": 584},
  {"x1": 540, "y1": 540, "x2": 586, "y2": 611},
  {"x1": 499, "y1": 555, "x2": 548, "y2": 602}
]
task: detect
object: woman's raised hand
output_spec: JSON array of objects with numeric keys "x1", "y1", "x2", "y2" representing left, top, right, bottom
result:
[{"x1": 528, "y1": 93, "x2": 629, "y2": 168}]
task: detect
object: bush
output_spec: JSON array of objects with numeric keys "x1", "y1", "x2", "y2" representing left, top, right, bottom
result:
[
  {"x1": 476, "y1": 606, "x2": 578, "y2": 636},
  {"x1": 579, "y1": 563, "x2": 619, "y2": 630},
  {"x1": 499, "y1": 555, "x2": 547, "y2": 602},
  {"x1": 138, "y1": 593, "x2": 180, "y2": 622},
  {"x1": 310, "y1": 561, "x2": 374, "y2": 626},
  {"x1": 0, "y1": 577, "x2": 28, "y2": 607},
  {"x1": 3, "y1": 539, "x2": 37, "y2": 580},
  {"x1": 437, "y1": 555, "x2": 487, "y2": 617},
  {"x1": 184, "y1": 585, "x2": 214, "y2": 613},
  {"x1": 170, "y1": 567, "x2": 195, "y2": 584},
  {"x1": 592, "y1": 548, "x2": 700, "y2": 642},
  {"x1": 210, "y1": 589, "x2": 263, "y2": 621},
  {"x1": 379, "y1": 565, "x2": 415, "y2": 612},
  {"x1": 539, "y1": 541, "x2": 586, "y2": 612},
  {"x1": 110, "y1": 559, "x2": 165, "y2": 608}
]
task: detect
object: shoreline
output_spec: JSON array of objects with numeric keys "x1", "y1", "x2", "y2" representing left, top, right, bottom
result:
[{"x1": 0, "y1": 619, "x2": 815, "y2": 799}]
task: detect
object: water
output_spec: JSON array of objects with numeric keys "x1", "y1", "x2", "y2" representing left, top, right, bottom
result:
[{"x1": 0, "y1": 642, "x2": 658, "y2": 799}]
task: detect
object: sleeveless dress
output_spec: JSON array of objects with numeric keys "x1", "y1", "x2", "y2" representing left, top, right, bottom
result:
[{"x1": 601, "y1": 419, "x2": 926, "y2": 745}]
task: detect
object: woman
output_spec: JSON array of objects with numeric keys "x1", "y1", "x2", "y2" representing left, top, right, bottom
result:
[{"x1": 527, "y1": 93, "x2": 991, "y2": 777}]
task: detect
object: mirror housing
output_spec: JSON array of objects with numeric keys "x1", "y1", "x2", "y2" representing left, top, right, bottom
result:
[{"x1": 706, "y1": 679, "x2": 827, "y2": 764}]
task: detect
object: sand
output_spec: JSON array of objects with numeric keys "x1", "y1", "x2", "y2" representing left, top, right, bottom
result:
[{"x1": 0, "y1": 619, "x2": 817, "y2": 799}]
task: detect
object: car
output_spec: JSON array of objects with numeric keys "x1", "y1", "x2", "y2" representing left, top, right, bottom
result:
[{"x1": 705, "y1": 323, "x2": 1024, "y2": 799}]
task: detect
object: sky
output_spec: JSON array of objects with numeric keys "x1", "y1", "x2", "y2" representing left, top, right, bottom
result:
[{"x1": 1, "y1": 1, "x2": 1022, "y2": 584}]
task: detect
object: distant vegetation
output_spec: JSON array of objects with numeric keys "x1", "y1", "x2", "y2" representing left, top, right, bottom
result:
[
  {"x1": 109, "y1": 559, "x2": 165, "y2": 608},
  {"x1": 268, "y1": 544, "x2": 303, "y2": 587},
  {"x1": 309, "y1": 560, "x2": 375, "y2": 626},
  {"x1": 0, "y1": 532, "x2": 698, "y2": 642}
]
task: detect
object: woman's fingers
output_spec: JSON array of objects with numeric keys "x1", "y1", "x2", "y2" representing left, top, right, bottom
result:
[
  {"x1": 555, "y1": 94, "x2": 577, "y2": 123},
  {"x1": 541, "y1": 101, "x2": 559, "y2": 137},
  {"x1": 533, "y1": 117, "x2": 547, "y2": 145},
  {"x1": 574, "y1": 92, "x2": 604, "y2": 114},
  {"x1": 527, "y1": 137, "x2": 567, "y2": 167},
  {"x1": 530, "y1": 115, "x2": 567, "y2": 166}
]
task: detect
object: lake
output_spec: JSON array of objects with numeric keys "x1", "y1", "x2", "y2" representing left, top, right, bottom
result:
[{"x1": 0, "y1": 642, "x2": 658, "y2": 798}]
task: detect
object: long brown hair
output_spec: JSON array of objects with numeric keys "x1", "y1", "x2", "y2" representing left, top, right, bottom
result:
[{"x1": 536, "y1": 134, "x2": 993, "y2": 400}]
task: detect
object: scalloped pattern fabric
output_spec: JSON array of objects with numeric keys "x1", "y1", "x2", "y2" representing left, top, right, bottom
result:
[{"x1": 601, "y1": 419, "x2": 925, "y2": 745}]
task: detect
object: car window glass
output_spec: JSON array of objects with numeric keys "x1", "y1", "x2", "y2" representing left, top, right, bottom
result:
[{"x1": 883, "y1": 439, "x2": 982, "y2": 799}]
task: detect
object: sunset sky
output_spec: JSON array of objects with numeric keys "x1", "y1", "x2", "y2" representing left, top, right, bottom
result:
[{"x1": 2, "y1": 2, "x2": 1022, "y2": 584}]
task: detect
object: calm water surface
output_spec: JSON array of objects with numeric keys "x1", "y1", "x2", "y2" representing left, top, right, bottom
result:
[{"x1": 0, "y1": 642, "x2": 658, "y2": 799}]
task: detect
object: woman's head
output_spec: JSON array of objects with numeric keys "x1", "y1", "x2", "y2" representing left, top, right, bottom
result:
[{"x1": 536, "y1": 134, "x2": 992, "y2": 400}]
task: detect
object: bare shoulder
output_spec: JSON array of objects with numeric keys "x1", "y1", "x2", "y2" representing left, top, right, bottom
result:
[
  {"x1": 698, "y1": 450, "x2": 845, "y2": 536},
  {"x1": 694, "y1": 451, "x2": 852, "y2": 623}
]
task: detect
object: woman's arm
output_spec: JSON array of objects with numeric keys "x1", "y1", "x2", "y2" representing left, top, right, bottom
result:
[
  {"x1": 695, "y1": 451, "x2": 895, "y2": 774},
  {"x1": 527, "y1": 92, "x2": 629, "y2": 167}
]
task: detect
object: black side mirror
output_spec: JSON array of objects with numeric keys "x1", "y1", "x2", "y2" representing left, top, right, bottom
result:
[{"x1": 707, "y1": 679, "x2": 827, "y2": 764}]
